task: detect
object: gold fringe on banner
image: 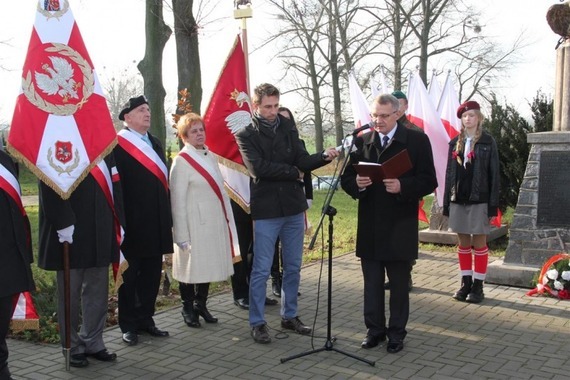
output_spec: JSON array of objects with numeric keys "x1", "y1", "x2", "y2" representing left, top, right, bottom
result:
[{"x1": 10, "y1": 318, "x2": 40, "y2": 332}]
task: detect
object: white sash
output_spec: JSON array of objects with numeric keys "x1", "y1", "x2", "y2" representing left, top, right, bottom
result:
[{"x1": 117, "y1": 129, "x2": 168, "y2": 184}]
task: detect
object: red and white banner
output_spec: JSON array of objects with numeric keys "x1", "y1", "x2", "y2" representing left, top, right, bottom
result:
[
  {"x1": 428, "y1": 71, "x2": 442, "y2": 106},
  {"x1": 348, "y1": 71, "x2": 372, "y2": 132},
  {"x1": 437, "y1": 72, "x2": 461, "y2": 139},
  {"x1": 202, "y1": 35, "x2": 252, "y2": 212},
  {"x1": 11, "y1": 291, "x2": 40, "y2": 331},
  {"x1": 7, "y1": 0, "x2": 116, "y2": 199},
  {"x1": 407, "y1": 73, "x2": 450, "y2": 207}
]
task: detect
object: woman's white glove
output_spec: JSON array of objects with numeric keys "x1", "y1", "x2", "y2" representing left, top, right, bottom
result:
[
  {"x1": 177, "y1": 241, "x2": 191, "y2": 251},
  {"x1": 57, "y1": 225, "x2": 74, "y2": 243}
]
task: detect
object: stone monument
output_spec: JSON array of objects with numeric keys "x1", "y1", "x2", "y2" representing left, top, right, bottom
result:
[{"x1": 487, "y1": 2, "x2": 570, "y2": 287}]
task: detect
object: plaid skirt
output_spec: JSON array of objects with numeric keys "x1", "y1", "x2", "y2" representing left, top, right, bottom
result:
[{"x1": 448, "y1": 202, "x2": 490, "y2": 235}]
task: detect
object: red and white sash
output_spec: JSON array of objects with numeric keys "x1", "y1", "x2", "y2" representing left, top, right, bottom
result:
[
  {"x1": 178, "y1": 149, "x2": 240, "y2": 260},
  {"x1": 0, "y1": 161, "x2": 26, "y2": 216},
  {"x1": 117, "y1": 129, "x2": 168, "y2": 191},
  {"x1": 90, "y1": 160, "x2": 127, "y2": 284}
]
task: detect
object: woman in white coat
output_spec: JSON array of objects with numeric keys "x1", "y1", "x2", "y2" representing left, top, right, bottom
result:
[{"x1": 170, "y1": 113, "x2": 239, "y2": 327}]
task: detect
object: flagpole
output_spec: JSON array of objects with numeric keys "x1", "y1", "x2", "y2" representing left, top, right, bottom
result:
[{"x1": 234, "y1": 2, "x2": 253, "y2": 94}]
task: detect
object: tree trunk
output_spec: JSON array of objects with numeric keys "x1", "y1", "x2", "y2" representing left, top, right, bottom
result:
[
  {"x1": 172, "y1": 0, "x2": 202, "y2": 115},
  {"x1": 138, "y1": 0, "x2": 172, "y2": 146}
]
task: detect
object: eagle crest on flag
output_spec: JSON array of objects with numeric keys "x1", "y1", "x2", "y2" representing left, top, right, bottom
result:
[
  {"x1": 23, "y1": 43, "x2": 93, "y2": 116},
  {"x1": 225, "y1": 89, "x2": 252, "y2": 134}
]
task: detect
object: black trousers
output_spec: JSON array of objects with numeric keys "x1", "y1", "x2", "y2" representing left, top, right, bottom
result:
[
  {"x1": 118, "y1": 255, "x2": 163, "y2": 333},
  {"x1": 361, "y1": 258, "x2": 410, "y2": 342},
  {"x1": 230, "y1": 201, "x2": 253, "y2": 300},
  {"x1": 0, "y1": 295, "x2": 13, "y2": 380}
]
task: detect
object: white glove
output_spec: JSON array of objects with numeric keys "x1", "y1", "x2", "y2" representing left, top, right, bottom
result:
[
  {"x1": 57, "y1": 225, "x2": 74, "y2": 244},
  {"x1": 307, "y1": 199, "x2": 313, "y2": 209},
  {"x1": 177, "y1": 241, "x2": 191, "y2": 251}
]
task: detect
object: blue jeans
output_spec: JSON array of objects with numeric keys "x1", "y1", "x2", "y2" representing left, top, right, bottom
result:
[{"x1": 249, "y1": 213, "x2": 305, "y2": 327}]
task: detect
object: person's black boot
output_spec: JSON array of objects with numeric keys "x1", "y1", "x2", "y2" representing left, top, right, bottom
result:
[
  {"x1": 271, "y1": 274, "x2": 282, "y2": 297},
  {"x1": 466, "y1": 279, "x2": 485, "y2": 303},
  {"x1": 452, "y1": 276, "x2": 473, "y2": 302},
  {"x1": 179, "y1": 282, "x2": 201, "y2": 327},
  {"x1": 194, "y1": 301, "x2": 218, "y2": 323}
]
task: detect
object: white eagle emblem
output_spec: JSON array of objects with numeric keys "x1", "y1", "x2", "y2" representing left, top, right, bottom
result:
[
  {"x1": 35, "y1": 56, "x2": 80, "y2": 102},
  {"x1": 225, "y1": 89, "x2": 253, "y2": 134}
]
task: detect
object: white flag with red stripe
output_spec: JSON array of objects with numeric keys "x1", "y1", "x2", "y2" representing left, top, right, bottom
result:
[
  {"x1": 7, "y1": 0, "x2": 116, "y2": 199},
  {"x1": 407, "y1": 73, "x2": 450, "y2": 207},
  {"x1": 11, "y1": 291, "x2": 40, "y2": 331},
  {"x1": 437, "y1": 72, "x2": 461, "y2": 139},
  {"x1": 428, "y1": 71, "x2": 442, "y2": 105},
  {"x1": 348, "y1": 71, "x2": 372, "y2": 132}
]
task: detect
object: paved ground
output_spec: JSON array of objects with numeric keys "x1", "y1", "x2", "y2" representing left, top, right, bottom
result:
[{"x1": 7, "y1": 250, "x2": 570, "y2": 380}]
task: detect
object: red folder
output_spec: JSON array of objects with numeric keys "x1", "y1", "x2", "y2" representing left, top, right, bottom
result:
[{"x1": 353, "y1": 149, "x2": 413, "y2": 182}]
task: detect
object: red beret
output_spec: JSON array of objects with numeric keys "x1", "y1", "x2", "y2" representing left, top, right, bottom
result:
[{"x1": 456, "y1": 100, "x2": 480, "y2": 118}]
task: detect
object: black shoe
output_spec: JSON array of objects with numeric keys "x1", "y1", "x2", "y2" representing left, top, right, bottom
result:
[
  {"x1": 281, "y1": 316, "x2": 311, "y2": 335},
  {"x1": 140, "y1": 326, "x2": 169, "y2": 337},
  {"x1": 272, "y1": 279, "x2": 282, "y2": 297},
  {"x1": 194, "y1": 302, "x2": 218, "y2": 323},
  {"x1": 251, "y1": 324, "x2": 271, "y2": 344},
  {"x1": 453, "y1": 276, "x2": 473, "y2": 302},
  {"x1": 70, "y1": 353, "x2": 89, "y2": 368},
  {"x1": 87, "y1": 349, "x2": 117, "y2": 362},
  {"x1": 361, "y1": 334, "x2": 386, "y2": 349},
  {"x1": 182, "y1": 305, "x2": 201, "y2": 327},
  {"x1": 387, "y1": 340, "x2": 404, "y2": 354},
  {"x1": 466, "y1": 279, "x2": 485, "y2": 303},
  {"x1": 234, "y1": 298, "x2": 249, "y2": 309},
  {"x1": 265, "y1": 297, "x2": 278, "y2": 306},
  {"x1": 121, "y1": 331, "x2": 138, "y2": 346}
]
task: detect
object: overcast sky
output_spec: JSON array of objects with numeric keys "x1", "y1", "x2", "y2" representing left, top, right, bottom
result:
[{"x1": 0, "y1": 0, "x2": 559, "y2": 124}]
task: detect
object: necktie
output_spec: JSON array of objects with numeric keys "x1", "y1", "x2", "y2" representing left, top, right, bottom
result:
[
  {"x1": 382, "y1": 136, "x2": 389, "y2": 149},
  {"x1": 142, "y1": 134, "x2": 152, "y2": 147}
]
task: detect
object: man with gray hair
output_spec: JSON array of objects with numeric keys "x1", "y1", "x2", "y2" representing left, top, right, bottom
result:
[{"x1": 341, "y1": 94, "x2": 437, "y2": 354}]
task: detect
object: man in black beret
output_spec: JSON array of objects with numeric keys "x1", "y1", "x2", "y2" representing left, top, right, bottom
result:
[{"x1": 114, "y1": 95, "x2": 173, "y2": 346}]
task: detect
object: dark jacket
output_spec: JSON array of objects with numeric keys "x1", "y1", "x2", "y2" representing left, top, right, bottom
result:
[
  {"x1": 442, "y1": 131, "x2": 500, "y2": 217},
  {"x1": 341, "y1": 124, "x2": 437, "y2": 261},
  {"x1": 114, "y1": 130, "x2": 173, "y2": 258},
  {"x1": 38, "y1": 154, "x2": 125, "y2": 270},
  {"x1": 0, "y1": 151, "x2": 35, "y2": 297},
  {"x1": 235, "y1": 116, "x2": 327, "y2": 220}
]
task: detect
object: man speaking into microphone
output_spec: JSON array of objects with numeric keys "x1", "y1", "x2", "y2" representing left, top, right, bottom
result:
[{"x1": 340, "y1": 94, "x2": 437, "y2": 354}]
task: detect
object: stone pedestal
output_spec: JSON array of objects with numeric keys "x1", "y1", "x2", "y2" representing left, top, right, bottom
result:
[{"x1": 487, "y1": 132, "x2": 570, "y2": 288}]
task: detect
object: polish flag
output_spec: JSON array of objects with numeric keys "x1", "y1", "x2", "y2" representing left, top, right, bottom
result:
[
  {"x1": 202, "y1": 35, "x2": 252, "y2": 211},
  {"x1": 407, "y1": 73, "x2": 450, "y2": 207},
  {"x1": 428, "y1": 71, "x2": 442, "y2": 106},
  {"x1": 7, "y1": 0, "x2": 116, "y2": 199},
  {"x1": 11, "y1": 292, "x2": 40, "y2": 331},
  {"x1": 348, "y1": 71, "x2": 372, "y2": 132},
  {"x1": 437, "y1": 72, "x2": 461, "y2": 139}
]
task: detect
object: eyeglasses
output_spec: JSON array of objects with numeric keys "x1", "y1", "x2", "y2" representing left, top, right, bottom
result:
[{"x1": 370, "y1": 110, "x2": 397, "y2": 120}]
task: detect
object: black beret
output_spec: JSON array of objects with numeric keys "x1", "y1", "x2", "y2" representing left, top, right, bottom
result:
[{"x1": 119, "y1": 95, "x2": 149, "y2": 121}]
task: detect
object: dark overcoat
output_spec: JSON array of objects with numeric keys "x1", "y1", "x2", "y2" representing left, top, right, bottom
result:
[
  {"x1": 113, "y1": 130, "x2": 173, "y2": 258},
  {"x1": 235, "y1": 116, "x2": 327, "y2": 220},
  {"x1": 38, "y1": 154, "x2": 124, "y2": 270},
  {"x1": 341, "y1": 124, "x2": 437, "y2": 261},
  {"x1": 0, "y1": 151, "x2": 35, "y2": 297}
]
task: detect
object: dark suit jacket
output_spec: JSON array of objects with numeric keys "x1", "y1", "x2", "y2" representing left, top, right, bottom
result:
[
  {"x1": 113, "y1": 130, "x2": 173, "y2": 258},
  {"x1": 0, "y1": 151, "x2": 35, "y2": 297},
  {"x1": 341, "y1": 123, "x2": 437, "y2": 261},
  {"x1": 38, "y1": 154, "x2": 125, "y2": 270}
]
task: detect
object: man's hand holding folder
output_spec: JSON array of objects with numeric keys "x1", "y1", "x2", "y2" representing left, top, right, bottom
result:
[{"x1": 353, "y1": 149, "x2": 413, "y2": 183}]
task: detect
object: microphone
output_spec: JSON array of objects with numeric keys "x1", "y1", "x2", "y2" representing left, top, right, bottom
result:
[
  {"x1": 351, "y1": 123, "x2": 373, "y2": 136},
  {"x1": 321, "y1": 136, "x2": 357, "y2": 158}
]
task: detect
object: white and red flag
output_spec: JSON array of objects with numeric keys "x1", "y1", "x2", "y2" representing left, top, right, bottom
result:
[
  {"x1": 407, "y1": 73, "x2": 450, "y2": 207},
  {"x1": 7, "y1": 0, "x2": 116, "y2": 199},
  {"x1": 202, "y1": 35, "x2": 252, "y2": 212},
  {"x1": 11, "y1": 291, "x2": 40, "y2": 331},
  {"x1": 437, "y1": 72, "x2": 461, "y2": 139},
  {"x1": 428, "y1": 70, "x2": 442, "y2": 106},
  {"x1": 348, "y1": 71, "x2": 372, "y2": 133}
]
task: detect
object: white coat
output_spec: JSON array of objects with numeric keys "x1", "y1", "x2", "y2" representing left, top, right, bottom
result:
[{"x1": 170, "y1": 144, "x2": 238, "y2": 283}]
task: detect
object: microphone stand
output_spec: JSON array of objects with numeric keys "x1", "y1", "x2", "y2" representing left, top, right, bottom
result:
[{"x1": 280, "y1": 134, "x2": 375, "y2": 367}]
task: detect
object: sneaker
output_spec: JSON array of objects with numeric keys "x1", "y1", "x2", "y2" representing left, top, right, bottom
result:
[
  {"x1": 281, "y1": 316, "x2": 312, "y2": 335},
  {"x1": 251, "y1": 324, "x2": 271, "y2": 344}
]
